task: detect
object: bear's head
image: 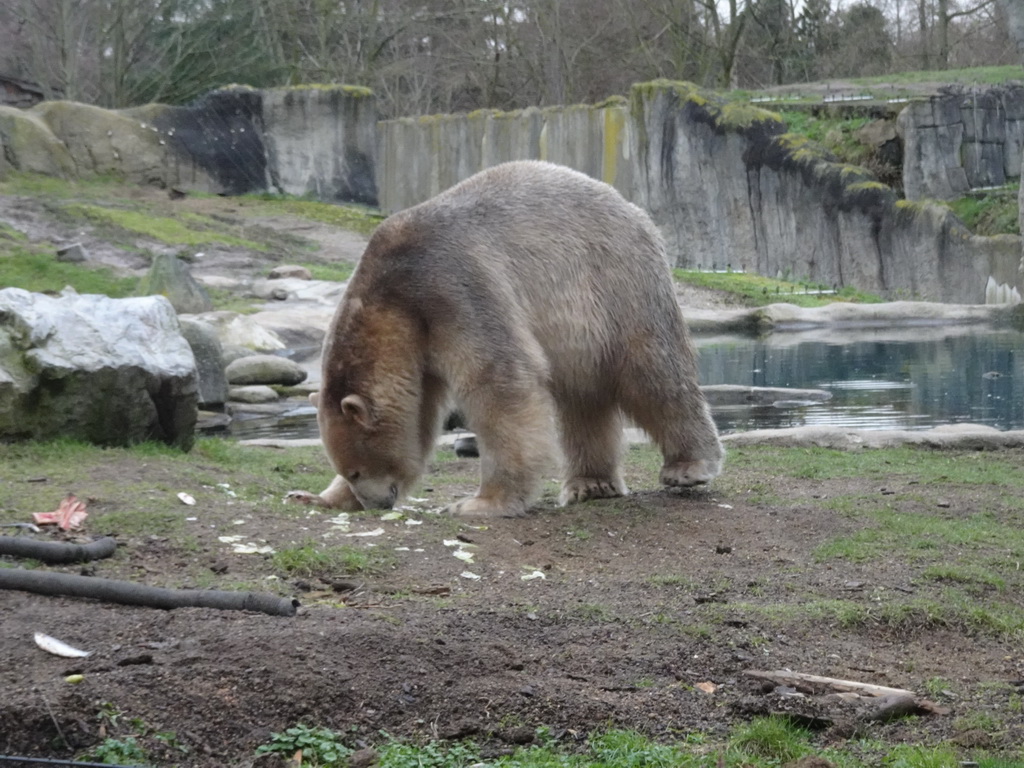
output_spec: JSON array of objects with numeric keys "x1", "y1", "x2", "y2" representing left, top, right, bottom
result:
[{"x1": 312, "y1": 390, "x2": 421, "y2": 510}]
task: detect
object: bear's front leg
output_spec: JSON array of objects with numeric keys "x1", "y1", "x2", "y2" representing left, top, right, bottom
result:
[{"x1": 284, "y1": 475, "x2": 364, "y2": 510}]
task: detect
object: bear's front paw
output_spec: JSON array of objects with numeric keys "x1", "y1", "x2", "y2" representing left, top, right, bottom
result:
[
  {"x1": 660, "y1": 459, "x2": 721, "y2": 488},
  {"x1": 446, "y1": 496, "x2": 526, "y2": 518},
  {"x1": 559, "y1": 477, "x2": 627, "y2": 506},
  {"x1": 283, "y1": 490, "x2": 327, "y2": 507}
]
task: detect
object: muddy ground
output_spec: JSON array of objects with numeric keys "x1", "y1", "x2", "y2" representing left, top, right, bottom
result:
[{"x1": 2, "y1": 186, "x2": 1024, "y2": 766}]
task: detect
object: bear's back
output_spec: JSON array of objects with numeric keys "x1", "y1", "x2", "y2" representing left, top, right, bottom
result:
[{"x1": 353, "y1": 161, "x2": 687, "y2": 387}]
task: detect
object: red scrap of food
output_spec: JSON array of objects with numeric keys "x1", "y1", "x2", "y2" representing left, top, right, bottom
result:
[{"x1": 32, "y1": 494, "x2": 88, "y2": 531}]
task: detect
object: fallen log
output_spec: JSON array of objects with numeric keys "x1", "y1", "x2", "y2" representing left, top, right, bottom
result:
[
  {"x1": 743, "y1": 669, "x2": 914, "y2": 698},
  {"x1": 744, "y1": 669, "x2": 950, "y2": 718},
  {"x1": 0, "y1": 569, "x2": 298, "y2": 617},
  {"x1": 0, "y1": 535, "x2": 117, "y2": 564}
]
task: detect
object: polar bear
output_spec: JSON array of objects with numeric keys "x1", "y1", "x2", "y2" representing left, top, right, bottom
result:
[{"x1": 288, "y1": 160, "x2": 723, "y2": 517}]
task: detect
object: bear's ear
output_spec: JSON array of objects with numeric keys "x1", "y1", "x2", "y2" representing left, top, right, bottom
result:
[
  {"x1": 308, "y1": 391, "x2": 320, "y2": 408},
  {"x1": 340, "y1": 394, "x2": 374, "y2": 429}
]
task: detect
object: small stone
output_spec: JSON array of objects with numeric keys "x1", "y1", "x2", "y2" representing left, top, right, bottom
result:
[
  {"x1": 228, "y1": 385, "x2": 280, "y2": 404},
  {"x1": 268, "y1": 265, "x2": 313, "y2": 280},
  {"x1": 55, "y1": 242, "x2": 88, "y2": 262},
  {"x1": 349, "y1": 747, "x2": 379, "y2": 768},
  {"x1": 225, "y1": 354, "x2": 307, "y2": 386},
  {"x1": 454, "y1": 435, "x2": 479, "y2": 458}
]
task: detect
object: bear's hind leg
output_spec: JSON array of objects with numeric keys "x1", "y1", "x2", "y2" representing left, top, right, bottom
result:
[
  {"x1": 558, "y1": 397, "x2": 628, "y2": 505},
  {"x1": 620, "y1": 362, "x2": 724, "y2": 488}
]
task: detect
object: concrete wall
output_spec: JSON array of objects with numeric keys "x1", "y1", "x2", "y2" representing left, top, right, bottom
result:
[{"x1": 378, "y1": 100, "x2": 632, "y2": 213}]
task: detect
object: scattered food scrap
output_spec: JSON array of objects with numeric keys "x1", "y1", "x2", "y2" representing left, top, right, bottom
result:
[
  {"x1": 34, "y1": 631, "x2": 91, "y2": 658},
  {"x1": 32, "y1": 494, "x2": 88, "y2": 531}
]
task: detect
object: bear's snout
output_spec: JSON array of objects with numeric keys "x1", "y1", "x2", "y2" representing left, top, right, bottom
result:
[{"x1": 352, "y1": 480, "x2": 399, "y2": 510}]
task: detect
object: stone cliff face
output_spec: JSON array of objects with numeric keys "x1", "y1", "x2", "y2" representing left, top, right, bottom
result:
[
  {"x1": 0, "y1": 85, "x2": 377, "y2": 204},
  {"x1": 630, "y1": 82, "x2": 1021, "y2": 304},
  {"x1": 899, "y1": 85, "x2": 1024, "y2": 201},
  {"x1": 1, "y1": 81, "x2": 1021, "y2": 305}
]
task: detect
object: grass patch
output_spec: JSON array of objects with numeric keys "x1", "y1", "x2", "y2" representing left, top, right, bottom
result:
[
  {"x1": 814, "y1": 509, "x2": 1024, "y2": 565},
  {"x1": 272, "y1": 542, "x2": 392, "y2": 578},
  {"x1": 0, "y1": 243, "x2": 138, "y2": 296},
  {"x1": 722, "y1": 445, "x2": 1024, "y2": 487},
  {"x1": 673, "y1": 269, "x2": 882, "y2": 307},
  {"x1": 65, "y1": 204, "x2": 267, "y2": 250},
  {"x1": 242, "y1": 195, "x2": 384, "y2": 236},
  {"x1": 947, "y1": 187, "x2": 1020, "y2": 236},
  {"x1": 780, "y1": 110, "x2": 874, "y2": 167},
  {"x1": 302, "y1": 262, "x2": 357, "y2": 282}
]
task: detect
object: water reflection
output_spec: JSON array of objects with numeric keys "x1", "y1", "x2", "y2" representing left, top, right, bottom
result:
[
  {"x1": 222, "y1": 327, "x2": 1024, "y2": 440},
  {"x1": 698, "y1": 329, "x2": 1024, "y2": 433}
]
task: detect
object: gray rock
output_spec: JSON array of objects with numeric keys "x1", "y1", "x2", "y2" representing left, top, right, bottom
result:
[
  {"x1": 221, "y1": 344, "x2": 260, "y2": 365},
  {"x1": 178, "y1": 317, "x2": 228, "y2": 408},
  {"x1": 0, "y1": 287, "x2": 197, "y2": 449},
  {"x1": 138, "y1": 253, "x2": 213, "y2": 314},
  {"x1": 225, "y1": 354, "x2": 306, "y2": 386},
  {"x1": 55, "y1": 242, "x2": 88, "y2": 262},
  {"x1": 268, "y1": 265, "x2": 313, "y2": 280},
  {"x1": 228, "y1": 385, "x2": 280, "y2": 404}
]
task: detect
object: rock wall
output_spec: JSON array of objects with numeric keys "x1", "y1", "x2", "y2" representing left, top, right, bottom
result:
[
  {"x1": 375, "y1": 81, "x2": 1022, "y2": 305},
  {"x1": 631, "y1": 82, "x2": 1021, "y2": 304},
  {"x1": 899, "y1": 85, "x2": 1024, "y2": 200},
  {"x1": 0, "y1": 85, "x2": 378, "y2": 203},
  {"x1": 2, "y1": 80, "x2": 1021, "y2": 304},
  {"x1": 378, "y1": 99, "x2": 632, "y2": 213}
]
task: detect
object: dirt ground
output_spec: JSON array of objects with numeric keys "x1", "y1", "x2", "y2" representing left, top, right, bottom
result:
[
  {"x1": 3, "y1": 444, "x2": 1024, "y2": 766},
  {"x1": 2, "y1": 187, "x2": 1024, "y2": 766}
]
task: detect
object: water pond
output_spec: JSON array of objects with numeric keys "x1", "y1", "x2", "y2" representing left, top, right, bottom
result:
[
  {"x1": 223, "y1": 325, "x2": 1024, "y2": 441},
  {"x1": 699, "y1": 325, "x2": 1024, "y2": 433}
]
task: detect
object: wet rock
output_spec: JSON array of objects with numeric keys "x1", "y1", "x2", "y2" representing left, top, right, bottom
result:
[{"x1": 225, "y1": 354, "x2": 306, "y2": 386}]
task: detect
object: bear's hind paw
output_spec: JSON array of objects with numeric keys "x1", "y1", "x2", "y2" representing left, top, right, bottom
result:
[
  {"x1": 559, "y1": 477, "x2": 627, "y2": 506},
  {"x1": 660, "y1": 459, "x2": 721, "y2": 488},
  {"x1": 446, "y1": 496, "x2": 526, "y2": 518}
]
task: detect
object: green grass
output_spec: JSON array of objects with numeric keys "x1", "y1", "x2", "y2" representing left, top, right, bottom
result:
[
  {"x1": 242, "y1": 194, "x2": 384, "y2": 236},
  {"x1": 673, "y1": 268, "x2": 883, "y2": 307},
  {"x1": 0, "y1": 241, "x2": 139, "y2": 296},
  {"x1": 272, "y1": 542, "x2": 392, "y2": 578},
  {"x1": 251, "y1": 723, "x2": 1024, "y2": 768},
  {"x1": 780, "y1": 110, "x2": 874, "y2": 166},
  {"x1": 65, "y1": 203, "x2": 267, "y2": 250},
  {"x1": 721, "y1": 445, "x2": 1024, "y2": 487},
  {"x1": 852, "y1": 64, "x2": 1024, "y2": 89},
  {"x1": 947, "y1": 187, "x2": 1020, "y2": 236}
]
